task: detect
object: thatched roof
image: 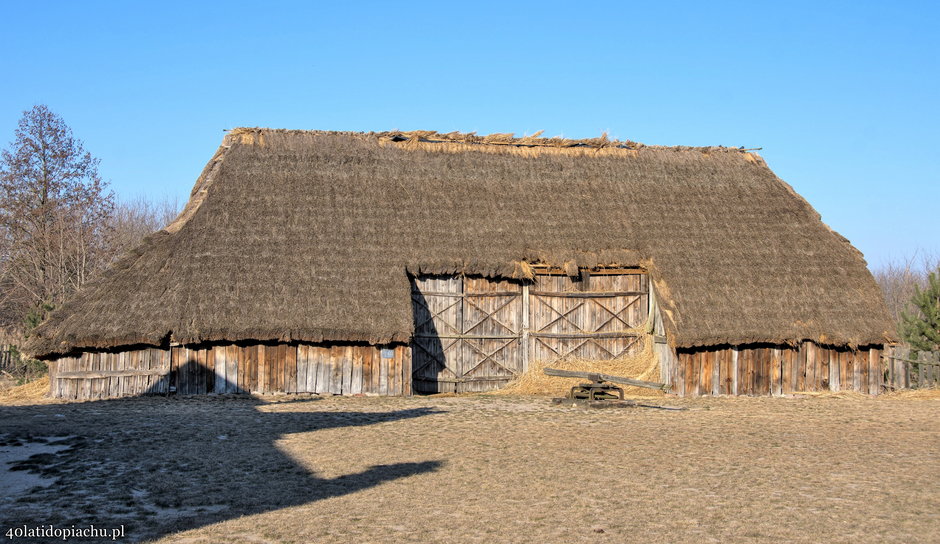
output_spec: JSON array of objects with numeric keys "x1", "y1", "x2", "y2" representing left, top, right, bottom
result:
[{"x1": 27, "y1": 129, "x2": 895, "y2": 357}]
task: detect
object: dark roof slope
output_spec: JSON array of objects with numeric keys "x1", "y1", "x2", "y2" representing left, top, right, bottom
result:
[{"x1": 27, "y1": 129, "x2": 895, "y2": 357}]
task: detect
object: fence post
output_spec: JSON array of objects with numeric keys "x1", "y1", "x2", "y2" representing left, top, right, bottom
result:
[
  {"x1": 935, "y1": 352, "x2": 940, "y2": 387},
  {"x1": 916, "y1": 353, "x2": 924, "y2": 387},
  {"x1": 885, "y1": 348, "x2": 893, "y2": 388},
  {"x1": 926, "y1": 351, "x2": 939, "y2": 387},
  {"x1": 934, "y1": 352, "x2": 939, "y2": 387}
]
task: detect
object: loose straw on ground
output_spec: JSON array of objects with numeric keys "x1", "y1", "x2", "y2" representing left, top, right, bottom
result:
[
  {"x1": 495, "y1": 336, "x2": 664, "y2": 398},
  {"x1": 882, "y1": 388, "x2": 940, "y2": 400},
  {"x1": 0, "y1": 376, "x2": 49, "y2": 403}
]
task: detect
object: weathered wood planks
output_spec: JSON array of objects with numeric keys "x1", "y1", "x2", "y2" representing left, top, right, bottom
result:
[
  {"x1": 543, "y1": 367, "x2": 665, "y2": 390},
  {"x1": 674, "y1": 343, "x2": 887, "y2": 397},
  {"x1": 48, "y1": 339, "x2": 890, "y2": 400},
  {"x1": 48, "y1": 342, "x2": 412, "y2": 400}
]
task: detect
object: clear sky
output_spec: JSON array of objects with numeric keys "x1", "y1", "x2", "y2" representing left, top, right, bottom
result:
[{"x1": 1, "y1": 1, "x2": 937, "y2": 270}]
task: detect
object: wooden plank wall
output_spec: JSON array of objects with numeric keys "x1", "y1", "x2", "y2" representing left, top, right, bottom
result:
[
  {"x1": 673, "y1": 342, "x2": 884, "y2": 397},
  {"x1": 49, "y1": 343, "x2": 411, "y2": 400},
  {"x1": 51, "y1": 348, "x2": 171, "y2": 400},
  {"x1": 49, "y1": 339, "x2": 888, "y2": 399}
]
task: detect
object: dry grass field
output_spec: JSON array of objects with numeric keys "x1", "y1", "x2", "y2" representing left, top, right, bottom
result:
[{"x1": 1, "y1": 390, "x2": 938, "y2": 543}]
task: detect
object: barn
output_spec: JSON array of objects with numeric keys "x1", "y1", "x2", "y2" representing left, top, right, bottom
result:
[{"x1": 27, "y1": 128, "x2": 896, "y2": 398}]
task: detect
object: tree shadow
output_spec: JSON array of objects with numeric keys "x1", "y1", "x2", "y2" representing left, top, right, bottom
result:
[{"x1": 0, "y1": 360, "x2": 442, "y2": 542}]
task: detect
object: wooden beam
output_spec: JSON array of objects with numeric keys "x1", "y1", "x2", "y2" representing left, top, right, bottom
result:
[
  {"x1": 529, "y1": 290, "x2": 647, "y2": 298},
  {"x1": 530, "y1": 332, "x2": 643, "y2": 339},
  {"x1": 529, "y1": 266, "x2": 646, "y2": 276},
  {"x1": 543, "y1": 367, "x2": 666, "y2": 391},
  {"x1": 521, "y1": 284, "x2": 530, "y2": 371},
  {"x1": 57, "y1": 369, "x2": 169, "y2": 379},
  {"x1": 414, "y1": 291, "x2": 520, "y2": 297}
]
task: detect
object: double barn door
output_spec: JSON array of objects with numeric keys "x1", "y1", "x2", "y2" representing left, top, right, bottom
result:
[{"x1": 410, "y1": 271, "x2": 649, "y2": 393}]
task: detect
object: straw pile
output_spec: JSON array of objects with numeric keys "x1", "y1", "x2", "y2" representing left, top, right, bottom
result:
[
  {"x1": 497, "y1": 336, "x2": 664, "y2": 398},
  {"x1": 0, "y1": 376, "x2": 49, "y2": 403},
  {"x1": 883, "y1": 388, "x2": 940, "y2": 400},
  {"x1": 791, "y1": 390, "x2": 871, "y2": 399}
]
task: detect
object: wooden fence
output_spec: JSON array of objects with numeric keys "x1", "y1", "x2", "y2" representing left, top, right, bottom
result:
[
  {"x1": 1, "y1": 344, "x2": 49, "y2": 382},
  {"x1": 884, "y1": 346, "x2": 940, "y2": 389},
  {"x1": 0, "y1": 345, "x2": 15, "y2": 373}
]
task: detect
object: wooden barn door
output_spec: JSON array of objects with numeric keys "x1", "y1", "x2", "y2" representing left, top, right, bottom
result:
[
  {"x1": 460, "y1": 277, "x2": 524, "y2": 391},
  {"x1": 528, "y1": 271, "x2": 649, "y2": 365},
  {"x1": 410, "y1": 270, "x2": 649, "y2": 393},
  {"x1": 411, "y1": 275, "x2": 464, "y2": 393},
  {"x1": 410, "y1": 275, "x2": 524, "y2": 393}
]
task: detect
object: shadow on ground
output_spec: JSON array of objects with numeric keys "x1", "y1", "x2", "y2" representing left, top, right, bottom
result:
[{"x1": 0, "y1": 362, "x2": 442, "y2": 542}]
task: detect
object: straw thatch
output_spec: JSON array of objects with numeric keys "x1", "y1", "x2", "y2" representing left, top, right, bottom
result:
[{"x1": 26, "y1": 129, "x2": 895, "y2": 357}]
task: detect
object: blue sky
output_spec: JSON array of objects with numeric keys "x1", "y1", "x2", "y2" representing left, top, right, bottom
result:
[{"x1": 1, "y1": 1, "x2": 937, "y2": 269}]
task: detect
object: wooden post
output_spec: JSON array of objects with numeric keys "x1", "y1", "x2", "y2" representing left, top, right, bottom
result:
[
  {"x1": 904, "y1": 353, "x2": 911, "y2": 388},
  {"x1": 360, "y1": 347, "x2": 372, "y2": 394},
  {"x1": 341, "y1": 346, "x2": 353, "y2": 394},
  {"x1": 858, "y1": 349, "x2": 869, "y2": 393},
  {"x1": 378, "y1": 348, "x2": 389, "y2": 395},
  {"x1": 917, "y1": 353, "x2": 926, "y2": 388},
  {"x1": 286, "y1": 344, "x2": 298, "y2": 394},
  {"x1": 47, "y1": 358, "x2": 56, "y2": 398},
  {"x1": 886, "y1": 349, "x2": 894, "y2": 388},
  {"x1": 698, "y1": 351, "x2": 710, "y2": 396},
  {"x1": 258, "y1": 345, "x2": 269, "y2": 393},
  {"x1": 829, "y1": 348, "x2": 840, "y2": 392},
  {"x1": 711, "y1": 350, "x2": 721, "y2": 396},
  {"x1": 297, "y1": 344, "x2": 308, "y2": 393},
  {"x1": 932, "y1": 353, "x2": 940, "y2": 387},
  {"x1": 276, "y1": 344, "x2": 288, "y2": 392},
  {"x1": 771, "y1": 348, "x2": 782, "y2": 397},
  {"x1": 310, "y1": 345, "x2": 321, "y2": 392},
  {"x1": 731, "y1": 346, "x2": 739, "y2": 396},
  {"x1": 852, "y1": 349, "x2": 862, "y2": 392},
  {"x1": 745, "y1": 349, "x2": 756, "y2": 395},
  {"x1": 683, "y1": 353, "x2": 694, "y2": 396},
  {"x1": 869, "y1": 348, "x2": 881, "y2": 395},
  {"x1": 316, "y1": 347, "x2": 331, "y2": 394},
  {"x1": 147, "y1": 350, "x2": 158, "y2": 395},
  {"x1": 521, "y1": 284, "x2": 530, "y2": 372},
  {"x1": 329, "y1": 346, "x2": 343, "y2": 394},
  {"x1": 214, "y1": 346, "x2": 227, "y2": 394},
  {"x1": 402, "y1": 346, "x2": 413, "y2": 396},
  {"x1": 805, "y1": 343, "x2": 816, "y2": 392},
  {"x1": 673, "y1": 349, "x2": 685, "y2": 397},
  {"x1": 370, "y1": 347, "x2": 381, "y2": 393}
]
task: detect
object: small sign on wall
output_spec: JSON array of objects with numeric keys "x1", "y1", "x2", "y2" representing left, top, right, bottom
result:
[{"x1": 380, "y1": 348, "x2": 395, "y2": 359}]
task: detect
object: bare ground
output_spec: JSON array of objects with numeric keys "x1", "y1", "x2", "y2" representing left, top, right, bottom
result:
[{"x1": 0, "y1": 392, "x2": 938, "y2": 543}]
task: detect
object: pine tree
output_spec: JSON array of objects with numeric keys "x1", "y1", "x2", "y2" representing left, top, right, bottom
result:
[{"x1": 900, "y1": 267, "x2": 940, "y2": 352}]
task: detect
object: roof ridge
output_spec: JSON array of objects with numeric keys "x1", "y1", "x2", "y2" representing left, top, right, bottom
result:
[{"x1": 225, "y1": 127, "x2": 760, "y2": 154}]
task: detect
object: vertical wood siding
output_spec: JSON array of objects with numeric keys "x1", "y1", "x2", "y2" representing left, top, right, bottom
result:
[
  {"x1": 674, "y1": 343, "x2": 884, "y2": 397},
  {"x1": 49, "y1": 343, "x2": 411, "y2": 400},
  {"x1": 49, "y1": 340, "x2": 887, "y2": 399}
]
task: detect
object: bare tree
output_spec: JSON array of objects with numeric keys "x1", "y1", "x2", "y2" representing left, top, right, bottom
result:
[
  {"x1": 107, "y1": 195, "x2": 181, "y2": 260},
  {"x1": 0, "y1": 105, "x2": 114, "y2": 330},
  {"x1": 873, "y1": 251, "x2": 940, "y2": 336}
]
